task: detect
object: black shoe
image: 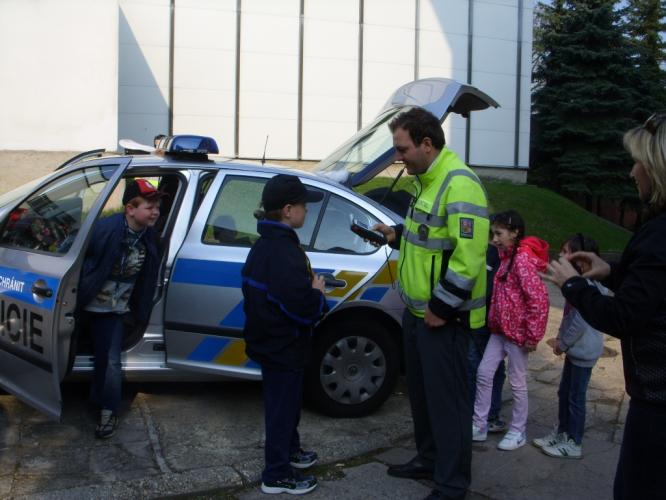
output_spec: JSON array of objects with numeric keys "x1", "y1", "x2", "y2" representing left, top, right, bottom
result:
[
  {"x1": 387, "y1": 458, "x2": 434, "y2": 480},
  {"x1": 95, "y1": 409, "x2": 118, "y2": 439},
  {"x1": 289, "y1": 449, "x2": 318, "y2": 469},
  {"x1": 261, "y1": 475, "x2": 317, "y2": 495},
  {"x1": 423, "y1": 489, "x2": 467, "y2": 500}
]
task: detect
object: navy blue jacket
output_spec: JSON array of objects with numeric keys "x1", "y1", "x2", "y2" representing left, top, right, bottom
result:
[
  {"x1": 78, "y1": 213, "x2": 159, "y2": 323},
  {"x1": 241, "y1": 221, "x2": 328, "y2": 369}
]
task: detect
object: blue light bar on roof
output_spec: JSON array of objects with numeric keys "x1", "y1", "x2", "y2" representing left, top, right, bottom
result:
[{"x1": 158, "y1": 135, "x2": 219, "y2": 155}]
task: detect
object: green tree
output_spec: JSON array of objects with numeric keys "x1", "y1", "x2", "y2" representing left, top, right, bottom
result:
[
  {"x1": 623, "y1": 0, "x2": 666, "y2": 120},
  {"x1": 531, "y1": 1, "x2": 637, "y2": 210}
]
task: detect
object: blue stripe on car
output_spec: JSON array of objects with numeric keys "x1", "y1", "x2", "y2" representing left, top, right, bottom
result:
[
  {"x1": 0, "y1": 265, "x2": 59, "y2": 310},
  {"x1": 187, "y1": 337, "x2": 230, "y2": 362},
  {"x1": 360, "y1": 287, "x2": 389, "y2": 302}
]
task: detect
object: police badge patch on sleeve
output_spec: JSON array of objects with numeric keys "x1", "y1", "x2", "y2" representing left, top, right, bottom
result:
[{"x1": 460, "y1": 218, "x2": 474, "y2": 239}]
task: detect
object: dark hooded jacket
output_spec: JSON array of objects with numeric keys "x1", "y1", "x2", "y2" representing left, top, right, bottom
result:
[{"x1": 241, "y1": 220, "x2": 328, "y2": 369}]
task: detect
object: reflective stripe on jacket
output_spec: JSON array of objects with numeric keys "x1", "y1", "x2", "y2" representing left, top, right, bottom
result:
[{"x1": 397, "y1": 147, "x2": 489, "y2": 328}]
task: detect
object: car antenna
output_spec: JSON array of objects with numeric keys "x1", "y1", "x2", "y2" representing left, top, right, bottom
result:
[
  {"x1": 261, "y1": 135, "x2": 269, "y2": 166},
  {"x1": 378, "y1": 165, "x2": 406, "y2": 205}
]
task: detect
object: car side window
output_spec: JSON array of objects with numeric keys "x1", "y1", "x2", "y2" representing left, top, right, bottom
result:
[
  {"x1": 0, "y1": 166, "x2": 115, "y2": 254},
  {"x1": 313, "y1": 195, "x2": 380, "y2": 254},
  {"x1": 202, "y1": 175, "x2": 324, "y2": 248}
]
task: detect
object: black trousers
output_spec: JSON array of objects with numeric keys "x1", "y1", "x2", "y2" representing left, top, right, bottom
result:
[
  {"x1": 403, "y1": 310, "x2": 471, "y2": 497},
  {"x1": 261, "y1": 365, "x2": 303, "y2": 483},
  {"x1": 614, "y1": 398, "x2": 666, "y2": 500}
]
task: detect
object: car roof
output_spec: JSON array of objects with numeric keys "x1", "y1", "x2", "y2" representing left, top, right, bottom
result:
[{"x1": 76, "y1": 152, "x2": 357, "y2": 193}]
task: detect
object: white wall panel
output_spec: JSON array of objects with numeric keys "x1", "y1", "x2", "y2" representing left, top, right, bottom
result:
[
  {"x1": 0, "y1": 0, "x2": 118, "y2": 150},
  {"x1": 118, "y1": 0, "x2": 170, "y2": 146},
  {"x1": 420, "y1": 0, "x2": 468, "y2": 35},
  {"x1": 173, "y1": 0, "x2": 236, "y2": 155},
  {"x1": 362, "y1": 0, "x2": 415, "y2": 125},
  {"x1": 519, "y1": 131, "x2": 530, "y2": 167},
  {"x1": 301, "y1": 0, "x2": 359, "y2": 159},
  {"x1": 239, "y1": 0, "x2": 300, "y2": 158},
  {"x1": 474, "y1": 1, "x2": 518, "y2": 40},
  {"x1": 470, "y1": 128, "x2": 515, "y2": 167},
  {"x1": 473, "y1": 38, "x2": 518, "y2": 78}
]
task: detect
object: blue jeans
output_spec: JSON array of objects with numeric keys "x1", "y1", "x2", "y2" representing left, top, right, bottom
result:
[
  {"x1": 90, "y1": 313, "x2": 124, "y2": 413},
  {"x1": 558, "y1": 357, "x2": 592, "y2": 444},
  {"x1": 468, "y1": 328, "x2": 505, "y2": 421}
]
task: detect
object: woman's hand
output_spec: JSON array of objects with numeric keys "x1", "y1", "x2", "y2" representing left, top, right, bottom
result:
[
  {"x1": 569, "y1": 251, "x2": 611, "y2": 280},
  {"x1": 540, "y1": 256, "x2": 581, "y2": 288},
  {"x1": 524, "y1": 341, "x2": 537, "y2": 352}
]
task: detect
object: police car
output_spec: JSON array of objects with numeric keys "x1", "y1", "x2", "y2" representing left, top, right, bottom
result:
[{"x1": 0, "y1": 78, "x2": 497, "y2": 420}]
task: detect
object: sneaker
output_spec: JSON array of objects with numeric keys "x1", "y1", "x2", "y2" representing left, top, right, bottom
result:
[
  {"x1": 497, "y1": 430, "x2": 526, "y2": 451},
  {"x1": 472, "y1": 424, "x2": 487, "y2": 442},
  {"x1": 541, "y1": 437, "x2": 582, "y2": 459},
  {"x1": 289, "y1": 449, "x2": 318, "y2": 469},
  {"x1": 261, "y1": 475, "x2": 318, "y2": 495},
  {"x1": 532, "y1": 427, "x2": 565, "y2": 449},
  {"x1": 487, "y1": 418, "x2": 507, "y2": 433},
  {"x1": 95, "y1": 409, "x2": 118, "y2": 439}
]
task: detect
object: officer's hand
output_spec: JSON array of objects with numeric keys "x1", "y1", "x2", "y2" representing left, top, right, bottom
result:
[
  {"x1": 312, "y1": 274, "x2": 326, "y2": 293},
  {"x1": 424, "y1": 306, "x2": 446, "y2": 328},
  {"x1": 372, "y1": 223, "x2": 396, "y2": 244}
]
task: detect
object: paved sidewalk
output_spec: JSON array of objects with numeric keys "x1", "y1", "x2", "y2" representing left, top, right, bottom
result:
[
  {"x1": 0, "y1": 284, "x2": 626, "y2": 499},
  {"x1": 231, "y1": 284, "x2": 627, "y2": 500}
]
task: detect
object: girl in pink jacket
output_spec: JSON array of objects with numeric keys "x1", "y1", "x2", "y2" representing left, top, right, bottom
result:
[{"x1": 472, "y1": 210, "x2": 550, "y2": 450}]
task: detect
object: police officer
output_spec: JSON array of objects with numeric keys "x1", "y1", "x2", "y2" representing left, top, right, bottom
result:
[{"x1": 375, "y1": 108, "x2": 489, "y2": 500}]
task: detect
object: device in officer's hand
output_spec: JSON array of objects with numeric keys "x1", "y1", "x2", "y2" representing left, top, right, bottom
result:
[{"x1": 350, "y1": 219, "x2": 387, "y2": 246}]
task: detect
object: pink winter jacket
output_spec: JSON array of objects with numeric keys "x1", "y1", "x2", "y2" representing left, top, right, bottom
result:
[{"x1": 488, "y1": 236, "x2": 550, "y2": 347}]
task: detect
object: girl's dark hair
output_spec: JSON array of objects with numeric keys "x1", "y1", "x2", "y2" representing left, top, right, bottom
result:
[
  {"x1": 562, "y1": 233, "x2": 600, "y2": 256},
  {"x1": 490, "y1": 210, "x2": 525, "y2": 281}
]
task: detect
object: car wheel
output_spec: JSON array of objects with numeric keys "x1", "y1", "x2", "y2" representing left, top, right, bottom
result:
[{"x1": 305, "y1": 321, "x2": 399, "y2": 418}]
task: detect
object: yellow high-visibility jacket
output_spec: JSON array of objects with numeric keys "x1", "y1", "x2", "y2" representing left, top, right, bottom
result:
[{"x1": 396, "y1": 147, "x2": 489, "y2": 328}]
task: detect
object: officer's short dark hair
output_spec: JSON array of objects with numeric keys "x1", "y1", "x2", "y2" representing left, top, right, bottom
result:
[{"x1": 388, "y1": 107, "x2": 445, "y2": 149}]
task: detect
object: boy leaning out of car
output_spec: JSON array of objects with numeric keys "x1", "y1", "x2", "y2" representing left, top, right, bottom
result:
[{"x1": 77, "y1": 179, "x2": 165, "y2": 438}]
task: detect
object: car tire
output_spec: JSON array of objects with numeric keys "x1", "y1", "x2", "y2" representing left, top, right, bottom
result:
[{"x1": 305, "y1": 321, "x2": 399, "y2": 418}]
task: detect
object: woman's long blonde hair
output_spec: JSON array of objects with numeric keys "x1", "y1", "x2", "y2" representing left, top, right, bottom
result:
[{"x1": 623, "y1": 120, "x2": 666, "y2": 212}]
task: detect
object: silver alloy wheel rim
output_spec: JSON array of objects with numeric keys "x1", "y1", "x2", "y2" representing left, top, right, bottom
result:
[{"x1": 319, "y1": 335, "x2": 387, "y2": 405}]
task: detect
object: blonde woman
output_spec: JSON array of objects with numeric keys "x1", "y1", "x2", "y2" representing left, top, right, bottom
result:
[{"x1": 544, "y1": 113, "x2": 666, "y2": 500}]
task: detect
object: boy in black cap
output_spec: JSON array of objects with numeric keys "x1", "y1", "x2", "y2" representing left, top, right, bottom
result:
[
  {"x1": 78, "y1": 179, "x2": 165, "y2": 438},
  {"x1": 242, "y1": 174, "x2": 329, "y2": 495}
]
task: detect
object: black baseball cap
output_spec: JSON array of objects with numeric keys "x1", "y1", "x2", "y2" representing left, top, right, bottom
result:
[
  {"x1": 261, "y1": 174, "x2": 323, "y2": 211},
  {"x1": 122, "y1": 178, "x2": 168, "y2": 205}
]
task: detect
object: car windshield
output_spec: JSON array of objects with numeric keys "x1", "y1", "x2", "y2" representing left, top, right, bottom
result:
[{"x1": 315, "y1": 106, "x2": 414, "y2": 184}]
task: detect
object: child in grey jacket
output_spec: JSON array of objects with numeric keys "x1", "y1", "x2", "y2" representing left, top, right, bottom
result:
[{"x1": 533, "y1": 234, "x2": 607, "y2": 459}]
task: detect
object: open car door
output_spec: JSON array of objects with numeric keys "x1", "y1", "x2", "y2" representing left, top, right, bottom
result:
[
  {"x1": 0, "y1": 157, "x2": 131, "y2": 419},
  {"x1": 314, "y1": 77, "x2": 499, "y2": 187}
]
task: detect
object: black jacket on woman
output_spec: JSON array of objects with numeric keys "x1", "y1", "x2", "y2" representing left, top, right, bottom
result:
[{"x1": 561, "y1": 211, "x2": 666, "y2": 405}]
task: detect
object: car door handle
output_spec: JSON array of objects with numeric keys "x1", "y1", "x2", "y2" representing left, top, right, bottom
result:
[
  {"x1": 318, "y1": 273, "x2": 346, "y2": 289},
  {"x1": 32, "y1": 282, "x2": 53, "y2": 298}
]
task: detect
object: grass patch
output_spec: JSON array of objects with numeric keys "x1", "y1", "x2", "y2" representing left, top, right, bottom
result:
[{"x1": 357, "y1": 177, "x2": 632, "y2": 253}]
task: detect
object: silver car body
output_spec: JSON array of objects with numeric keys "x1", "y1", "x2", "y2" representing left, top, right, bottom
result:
[{"x1": 0, "y1": 78, "x2": 498, "y2": 419}]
